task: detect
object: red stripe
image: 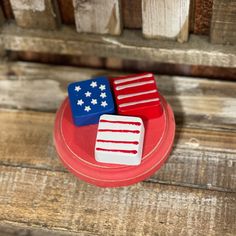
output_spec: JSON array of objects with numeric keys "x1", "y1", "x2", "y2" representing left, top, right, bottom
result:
[
  {"x1": 98, "y1": 129, "x2": 140, "y2": 134},
  {"x1": 97, "y1": 139, "x2": 139, "y2": 145},
  {"x1": 100, "y1": 119, "x2": 141, "y2": 126},
  {"x1": 96, "y1": 148, "x2": 137, "y2": 154}
]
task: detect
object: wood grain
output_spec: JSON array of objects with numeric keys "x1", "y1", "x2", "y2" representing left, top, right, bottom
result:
[
  {"x1": 9, "y1": 0, "x2": 61, "y2": 30},
  {"x1": 73, "y1": 0, "x2": 122, "y2": 35},
  {"x1": 0, "y1": 166, "x2": 235, "y2": 235},
  {"x1": 142, "y1": 0, "x2": 190, "y2": 42},
  {"x1": 1, "y1": 23, "x2": 236, "y2": 68},
  {"x1": 121, "y1": 0, "x2": 142, "y2": 29},
  {"x1": 210, "y1": 0, "x2": 236, "y2": 45},
  {"x1": 0, "y1": 222, "x2": 88, "y2": 236},
  {"x1": 194, "y1": 0, "x2": 213, "y2": 35},
  {"x1": 0, "y1": 62, "x2": 235, "y2": 192}
]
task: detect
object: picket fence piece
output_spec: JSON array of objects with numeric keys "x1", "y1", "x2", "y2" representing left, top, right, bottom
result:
[
  {"x1": 9, "y1": 0, "x2": 61, "y2": 30},
  {"x1": 73, "y1": 0, "x2": 122, "y2": 35},
  {"x1": 142, "y1": 0, "x2": 190, "y2": 42}
]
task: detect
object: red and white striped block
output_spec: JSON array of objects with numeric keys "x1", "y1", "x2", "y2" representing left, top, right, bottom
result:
[
  {"x1": 95, "y1": 114, "x2": 145, "y2": 166},
  {"x1": 111, "y1": 73, "x2": 163, "y2": 120}
]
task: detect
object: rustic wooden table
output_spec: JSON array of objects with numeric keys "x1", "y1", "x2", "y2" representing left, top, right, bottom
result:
[{"x1": 0, "y1": 62, "x2": 235, "y2": 236}]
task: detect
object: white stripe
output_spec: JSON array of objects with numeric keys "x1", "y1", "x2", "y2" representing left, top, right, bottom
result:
[
  {"x1": 97, "y1": 132, "x2": 139, "y2": 142},
  {"x1": 100, "y1": 114, "x2": 142, "y2": 122},
  {"x1": 116, "y1": 80, "x2": 154, "y2": 91},
  {"x1": 96, "y1": 142, "x2": 138, "y2": 151},
  {"x1": 114, "y1": 73, "x2": 153, "y2": 85},
  {"x1": 119, "y1": 98, "x2": 160, "y2": 108},
  {"x1": 117, "y1": 89, "x2": 157, "y2": 100},
  {"x1": 99, "y1": 123, "x2": 141, "y2": 131}
]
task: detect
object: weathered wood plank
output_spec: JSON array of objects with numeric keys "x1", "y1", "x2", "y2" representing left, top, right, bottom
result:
[
  {"x1": 1, "y1": 23, "x2": 235, "y2": 68},
  {"x1": 57, "y1": 0, "x2": 75, "y2": 25},
  {"x1": 121, "y1": 0, "x2": 142, "y2": 29},
  {"x1": 9, "y1": 0, "x2": 61, "y2": 30},
  {"x1": 142, "y1": 0, "x2": 190, "y2": 42},
  {"x1": 0, "y1": 109, "x2": 235, "y2": 192},
  {"x1": 0, "y1": 166, "x2": 235, "y2": 235},
  {"x1": 0, "y1": 222, "x2": 92, "y2": 236},
  {"x1": 72, "y1": 0, "x2": 122, "y2": 35},
  {"x1": 210, "y1": 0, "x2": 236, "y2": 45},
  {"x1": 0, "y1": 62, "x2": 235, "y2": 129},
  {"x1": 194, "y1": 0, "x2": 213, "y2": 35}
]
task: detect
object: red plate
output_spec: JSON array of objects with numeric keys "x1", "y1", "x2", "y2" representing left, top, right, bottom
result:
[{"x1": 53, "y1": 95, "x2": 175, "y2": 187}]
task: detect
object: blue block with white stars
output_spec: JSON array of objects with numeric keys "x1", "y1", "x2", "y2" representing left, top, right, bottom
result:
[{"x1": 68, "y1": 76, "x2": 115, "y2": 126}]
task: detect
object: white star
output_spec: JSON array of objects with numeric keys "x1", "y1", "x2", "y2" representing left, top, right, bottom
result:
[
  {"x1": 74, "y1": 86, "x2": 81, "y2": 92},
  {"x1": 91, "y1": 99, "x2": 97, "y2": 105},
  {"x1": 77, "y1": 99, "x2": 84, "y2": 106},
  {"x1": 85, "y1": 91, "x2": 92, "y2": 97},
  {"x1": 101, "y1": 101, "x2": 108, "y2": 107},
  {"x1": 84, "y1": 106, "x2": 91, "y2": 112},
  {"x1": 100, "y1": 92, "x2": 107, "y2": 99},
  {"x1": 99, "y1": 84, "x2": 106, "y2": 91},
  {"x1": 90, "y1": 81, "x2": 97, "y2": 88}
]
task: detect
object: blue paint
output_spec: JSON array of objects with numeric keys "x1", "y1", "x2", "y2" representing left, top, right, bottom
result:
[{"x1": 68, "y1": 76, "x2": 115, "y2": 126}]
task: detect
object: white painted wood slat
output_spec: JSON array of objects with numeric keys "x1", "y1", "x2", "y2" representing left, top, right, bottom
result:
[
  {"x1": 73, "y1": 0, "x2": 122, "y2": 35},
  {"x1": 142, "y1": 0, "x2": 190, "y2": 42},
  {"x1": 9, "y1": 0, "x2": 61, "y2": 30}
]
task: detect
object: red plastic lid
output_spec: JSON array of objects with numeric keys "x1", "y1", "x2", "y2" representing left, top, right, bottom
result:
[{"x1": 53, "y1": 95, "x2": 175, "y2": 187}]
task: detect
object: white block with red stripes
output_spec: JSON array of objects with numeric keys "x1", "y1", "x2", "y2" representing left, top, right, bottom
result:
[
  {"x1": 111, "y1": 73, "x2": 163, "y2": 120},
  {"x1": 95, "y1": 114, "x2": 145, "y2": 166}
]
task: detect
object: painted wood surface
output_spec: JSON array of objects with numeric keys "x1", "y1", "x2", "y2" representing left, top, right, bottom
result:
[
  {"x1": 122, "y1": 0, "x2": 142, "y2": 29},
  {"x1": 9, "y1": 0, "x2": 60, "y2": 29},
  {"x1": 210, "y1": 0, "x2": 236, "y2": 45},
  {"x1": 1, "y1": 23, "x2": 236, "y2": 68},
  {"x1": 142, "y1": 0, "x2": 190, "y2": 42},
  {"x1": 0, "y1": 62, "x2": 235, "y2": 192},
  {"x1": 73, "y1": 0, "x2": 122, "y2": 35}
]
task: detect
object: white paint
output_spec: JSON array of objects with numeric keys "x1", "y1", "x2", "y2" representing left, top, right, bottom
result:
[
  {"x1": 11, "y1": 0, "x2": 45, "y2": 12},
  {"x1": 118, "y1": 89, "x2": 157, "y2": 100},
  {"x1": 95, "y1": 114, "x2": 145, "y2": 166},
  {"x1": 116, "y1": 80, "x2": 155, "y2": 91},
  {"x1": 142, "y1": 0, "x2": 190, "y2": 39},
  {"x1": 73, "y1": 0, "x2": 121, "y2": 35},
  {"x1": 114, "y1": 73, "x2": 153, "y2": 84},
  {"x1": 185, "y1": 138, "x2": 200, "y2": 148},
  {"x1": 222, "y1": 99, "x2": 236, "y2": 118},
  {"x1": 119, "y1": 98, "x2": 160, "y2": 108}
]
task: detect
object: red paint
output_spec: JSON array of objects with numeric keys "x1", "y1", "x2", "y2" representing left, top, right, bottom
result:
[
  {"x1": 53, "y1": 95, "x2": 175, "y2": 188},
  {"x1": 97, "y1": 139, "x2": 139, "y2": 145},
  {"x1": 111, "y1": 73, "x2": 163, "y2": 121},
  {"x1": 98, "y1": 129, "x2": 140, "y2": 134},
  {"x1": 96, "y1": 148, "x2": 137, "y2": 154},
  {"x1": 100, "y1": 119, "x2": 141, "y2": 126}
]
